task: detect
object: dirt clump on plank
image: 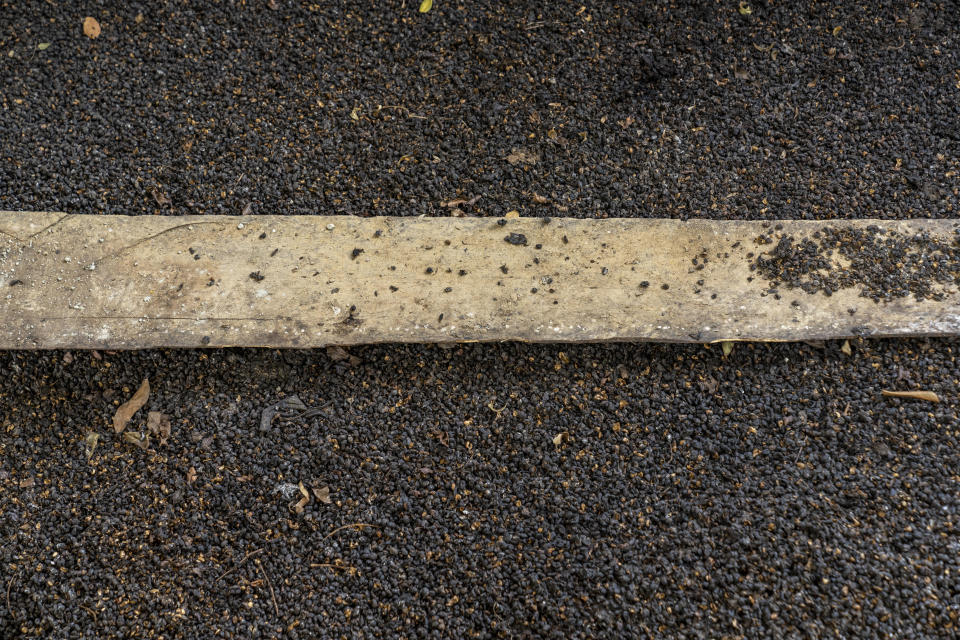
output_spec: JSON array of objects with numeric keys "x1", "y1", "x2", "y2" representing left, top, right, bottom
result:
[{"x1": 752, "y1": 225, "x2": 960, "y2": 302}]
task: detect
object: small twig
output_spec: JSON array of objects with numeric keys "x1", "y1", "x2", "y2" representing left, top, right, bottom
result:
[
  {"x1": 256, "y1": 559, "x2": 280, "y2": 617},
  {"x1": 322, "y1": 523, "x2": 376, "y2": 542},
  {"x1": 79, "y1": 604, "x2": 98, "y2": 623},
  {"x1": 214, "y1": 548, "x2": 263, "y2": 583},
  {"x1": 309, "y1": 562, "x2": 358, "y2": 572},
  {"x1": 6, "y1": 571, "x2": 15, "y2": 617}
]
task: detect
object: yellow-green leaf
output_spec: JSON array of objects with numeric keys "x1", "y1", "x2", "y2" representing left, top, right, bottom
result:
[
  {"x1": 419, "y1": 0, "x2": 433, "y2": 13},
  {"x1": 738, "y1": 2, "x2": 752, "y2": 15},
  {"x1": 721, "y1": 341, "x2": 734, "y2": 357},
  {"x1": 37, "y1": 42, "x2": 51, "y2": 50}
]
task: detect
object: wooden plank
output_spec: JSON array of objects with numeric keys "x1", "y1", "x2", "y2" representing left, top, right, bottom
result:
[{"x1": 1, "y1": 211, "x2": 959, "y2": 349}]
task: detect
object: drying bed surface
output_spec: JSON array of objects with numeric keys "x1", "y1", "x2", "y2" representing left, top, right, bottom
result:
[{"x1": 0, "y1": 1, "x2": 957, "y2": 220}]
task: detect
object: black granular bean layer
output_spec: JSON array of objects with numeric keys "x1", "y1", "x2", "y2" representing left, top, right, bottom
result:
[
  {"x1": 2, "y1": 343, "x2": 960, "y2": 640},
  {"x1": 753, "y1": 226, "x2": 960, "y2": 302},
  {"x1": 0, "y1": 1, "x2": 957, "y2": 219},
  {"x1": 2, "y1": 2, "x2": 960, "y2": 639}
]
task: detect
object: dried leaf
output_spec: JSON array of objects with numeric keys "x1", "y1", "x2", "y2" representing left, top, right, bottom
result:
[
  {"x1": 186, "y1": 466, "x2": 197, "y2": 484},
  {"x1": 350, "y1": 106, "x2": 360, "y2": 121},
  {"x1": 146, "y1": 411, "x2": 172, "y2": 445},
  {"x1": 268, "y1": 0, "x2": 280, "y2": 9},
  {"x1": 134, "y1": 13, "x2": 144, "y2": 24},
  {"x1": 505, "y1": 210, "x2": 520, "y2": 219},
  {"x1": 241, "y1": 202, "x2": 254, "y2": 216},
  {"x1": 552, "y1": 432, "x2": 569, "y2": 446},
  {"x1": 123, "y1": 431, "x2": 151, "y2": 449},
  {"x1": 37, "y1": 42, "x2": 51, "y2": 51},
  {"x1": 291, "y1": 482, "x2": 310, "y2": 513},
  {"x1": 19, "y1": 477, "x2": 35, "y2": 489},
  {"x1": 326, "y1": 345, "x2": 351, "y2": 361},
  {"x1": 84, "y1": 432, "x2": 99, "y2": 460},
  {"x1": 530, "y1": 193, "x2": 550, "y2": 204},
  {"x1": 738, "y1": 2, "x2": 752, "y2": 15},
  {"x1": 882, "y1": 390, "x2": 939, "y2": 403},
  {"x1": 840, "y1": 340, "x2": 852, "y2": 356},
  {"x1": 832, "y1": 25, "x2": 842, "y2": 37},
  {"x1": 313, "y1": 485, "x2": 332, "y2": 504},
  {"x1": 506, "y1": 148, "x2": 539, "y2": 166},
  {"x1": 721, "y1": 341, "x2": 734, "y2": 357},
  {"x1": 151, "y1": 187, "x2": 171, "y2": 207},
  {"x1": 83, "y1": 17, "x2": 101, "y2": 39},
  {"x1": 112, "y1": 378, "x2": 150, "y2": 433},
  {"x1": 441, "y1": 195, "x2": 481, "y2": 208},
  {"x1": 419, "y1": 0, "x2": 433, "y2": 13}
]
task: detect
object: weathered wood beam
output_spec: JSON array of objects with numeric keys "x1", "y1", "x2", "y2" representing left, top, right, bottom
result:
[{"x1": 1, "y1": 211, "x2": 958, "y2": 349}]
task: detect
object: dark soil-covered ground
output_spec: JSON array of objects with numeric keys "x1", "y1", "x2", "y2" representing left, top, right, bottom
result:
[{"x1": 1, "y1": 1, "x2": 959, "y2": 638}]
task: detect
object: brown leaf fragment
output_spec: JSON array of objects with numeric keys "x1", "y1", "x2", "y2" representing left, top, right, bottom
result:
[
  {"x1": 441, "y1": 194, "x2": 481, "y2": 208},
  {"x1": 326, "y1": 345, "x2": 351, "y2": 361},
  {"x1": 151, "y1": 187, "x2": 171, "y2": 207},
  {"x1": 291, "y1": 482, "x2": 310, "y2": 514},
  {"x1": 313, "y1": 485, "x2": 332, "y2": 504},
  {"x1": 84, "y1": 432, "x2": 99, "y2": 460},
  {"x1": 186, "y1": 466, "x2": 198, "y2": 484},
  {"x1": 113, "y1": 378, "x2": 150, "y2": 433},
  {"x1": 882, "y1": 390, "x2": 939, "y2": 403},
  {"x1": 147, "y1": 411, "x2": 172, "y2": 445},
  {"x1": 123, "y1": 431, "x2": 151, "y2": 449},
  {"x1": 529, "y1": 192, "x2": 550, "y2": 204},
  {"x1": 19, "y1": 477, "x2": 35, "y2": 489},
  {"x1": 506, "y1": 148, "x2": 539, "y2": 166},
  {"x1": 552, "y1": 431, "x2": 570, "y2": 446},
  {"x1": 83, "y1": 17, "x2": 101, "y2": 39},
  {"x1": 840, "y1": 340, "x2": 852, "y2": 356}
]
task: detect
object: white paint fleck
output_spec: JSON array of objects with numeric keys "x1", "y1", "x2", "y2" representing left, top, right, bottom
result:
[
  {"x1": 326, "y1": 223, "x2": 335, "y2": 230},
  {"x1": 237, "y1": 223, "x2": 244, "y2": 229}
]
